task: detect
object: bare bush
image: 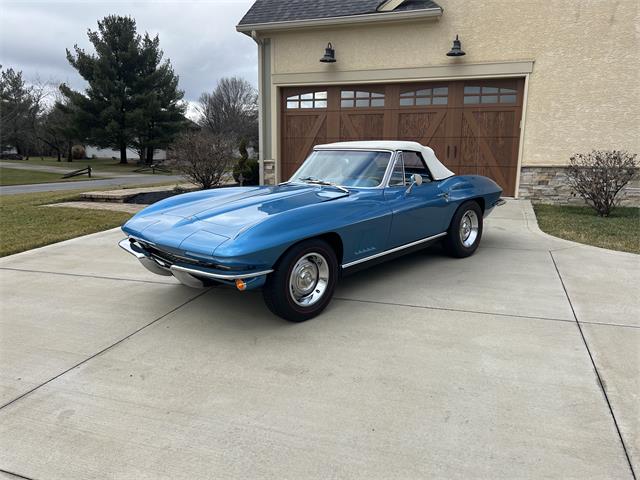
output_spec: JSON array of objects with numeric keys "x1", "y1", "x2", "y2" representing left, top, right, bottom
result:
[
  {"x1": 168, "y1": 131, "x2": 234, "y2": 189},
  {"x1": 567, "y1": 150, "x2": 637, "y2": 217}
]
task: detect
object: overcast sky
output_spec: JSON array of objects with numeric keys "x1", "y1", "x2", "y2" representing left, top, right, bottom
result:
[{"x1": 0, "y1": 0, "x2": 257, "y2": 115}]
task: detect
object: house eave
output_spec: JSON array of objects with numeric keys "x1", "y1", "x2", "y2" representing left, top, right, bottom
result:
[{"x1": 236, "y1": 7, "x2": 443, "y2": 35}]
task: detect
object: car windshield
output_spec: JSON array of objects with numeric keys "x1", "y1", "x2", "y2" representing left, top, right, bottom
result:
[{"x1": 291, "y1": 150, "x2": 392, "y2": 188}]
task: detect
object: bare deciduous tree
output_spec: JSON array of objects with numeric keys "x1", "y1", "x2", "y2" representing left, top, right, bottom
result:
[
  {"x1": 567, "y1": 150, "x2": 637, "y2": 217},
  {"x1": 198, "y1": 77, "x2": 258, "y2": 146},
  {"x1": 168, "y1": 130, "x2": 233, "y2": 189}
]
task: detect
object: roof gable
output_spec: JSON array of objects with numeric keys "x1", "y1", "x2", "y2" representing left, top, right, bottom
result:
[{"x1": 238, "y1": 0, "x2": 442, "y2": 28}]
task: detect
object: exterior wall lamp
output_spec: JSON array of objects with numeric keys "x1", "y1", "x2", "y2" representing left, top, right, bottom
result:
[
  {"x1": 320, "y1": 42, "x2": 337, "y2": 63},
  {"x1": 446, "y1": 35, "x2": 466, "y2": 57}
]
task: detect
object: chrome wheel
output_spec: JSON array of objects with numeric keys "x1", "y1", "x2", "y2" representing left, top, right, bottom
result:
[
  {"x1": 459, "y1": 210, "x2": 479, "y2": 248},
  {"x1": 289, "y1": 252, "x2": 329, "y2": 307}
]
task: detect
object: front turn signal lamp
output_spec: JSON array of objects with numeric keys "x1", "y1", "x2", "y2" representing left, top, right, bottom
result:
[{"x1": 235, "y1": 279, "x2": 246, "y2": 291}]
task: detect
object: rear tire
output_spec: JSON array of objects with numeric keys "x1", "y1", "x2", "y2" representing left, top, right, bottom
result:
[
  {"x1": 263, "y1": 239, "x2": 338, "y2": 322},
  {"x1": 444, "y1": 200, "x2": 483, "y2": 258}
]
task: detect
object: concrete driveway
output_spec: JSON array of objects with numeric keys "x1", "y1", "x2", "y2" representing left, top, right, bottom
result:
[{"x1": 0, "y1": 200, "x2": 637, "y2": 479}]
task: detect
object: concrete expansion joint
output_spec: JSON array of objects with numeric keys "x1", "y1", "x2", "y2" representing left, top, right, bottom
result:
[
  {"x1": 0, "y1": 289, "x2": 211, "y2": 412},
  {"x1": 0, "y1": 266, "x2": 174, "y2": 286},
  {"x1": 549, "y1": 251, "x2": 637, "y2": 480},
  {"x1": 334, "y1": 296, "x2": 575, "y2": 325},
  {"x1": 0, "y1": 468, "x2": 39, "y2": 480}
]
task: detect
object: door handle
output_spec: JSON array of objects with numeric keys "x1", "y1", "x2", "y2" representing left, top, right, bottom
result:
[
  {"x1": 447, "y1": 145, "x2": 450, "y2": 158},
  {"x1": 453, "y1": 146, "x2": 457, "y2": 159}
]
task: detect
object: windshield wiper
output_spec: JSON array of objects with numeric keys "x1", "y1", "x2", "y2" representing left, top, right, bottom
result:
[{"x1": 298, "y1": 177, "x2": 349, "y2": 194}]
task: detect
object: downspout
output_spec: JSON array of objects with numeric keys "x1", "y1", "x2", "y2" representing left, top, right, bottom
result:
[{"x1": 251, "y1": 30, "x2": 265, "y2": 185}]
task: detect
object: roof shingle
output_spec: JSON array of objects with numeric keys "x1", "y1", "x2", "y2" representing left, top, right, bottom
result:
[{"x1": 238, "y1": 0, "x2": 442, "y2": 26}]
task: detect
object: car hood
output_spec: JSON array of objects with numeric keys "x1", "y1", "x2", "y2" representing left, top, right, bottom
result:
[{"x1": 122, "y1": 184, "x2": 347, "y2": 257}]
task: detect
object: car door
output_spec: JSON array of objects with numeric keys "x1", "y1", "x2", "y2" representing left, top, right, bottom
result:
[{"x1": 384, "y1": 151, "x2": 450, "y2": 248}]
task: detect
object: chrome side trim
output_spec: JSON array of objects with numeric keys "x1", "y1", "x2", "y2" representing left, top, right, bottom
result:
[
  {"x1": 341, "y1": 232, "x2": 447, "y2": 269},
  {"x1": 170, "y1": 265, "x2": 273, "y2": 281}
]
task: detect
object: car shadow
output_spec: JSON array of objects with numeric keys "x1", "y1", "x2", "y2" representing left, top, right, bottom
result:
[
  {"x1": 338, "y1": 243, "x2": 446, "y2": 289},
  {"x1": 186, "y1": 244, "x2": 449, "y2": 328}
]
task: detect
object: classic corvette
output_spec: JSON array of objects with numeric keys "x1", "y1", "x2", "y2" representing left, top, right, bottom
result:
[{"x1": 120, "y1": 141, "x2": 504, "y2": 321}]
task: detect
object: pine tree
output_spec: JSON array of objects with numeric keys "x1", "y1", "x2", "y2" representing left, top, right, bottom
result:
[
  {"x1": 0, "y1": 66, "x2": 41, "y2": 156},
  {"x1": 131, "y1": 34, "x2": 186, "y2": 165},
  {"x1": 62, "y1": 16, "x2": 185, "y2": 164}
]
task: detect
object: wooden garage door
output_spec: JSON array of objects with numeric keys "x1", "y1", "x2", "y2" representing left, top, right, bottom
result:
[{"x1": 281, "y1": 78, "x2": 524, "y2": 195}]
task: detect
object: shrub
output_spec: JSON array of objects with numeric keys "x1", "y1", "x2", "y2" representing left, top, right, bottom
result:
[
  {"x1": 168, "y1": 131, "x2": 234, "y2": 189},
  {"x1": 232, "y1": 139, "x2": 259, "y2": 185},
  {"x1": 71, "y1": 145, "x2": 86, "y2": 159},
  {"x1": 566, "y1": 150, "x2": 637, "y2": 217}
]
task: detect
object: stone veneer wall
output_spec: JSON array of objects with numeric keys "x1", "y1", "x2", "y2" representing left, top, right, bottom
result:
[
  {"x1": 263, "y1": 159, "x2": 276, "y2": 185},
  {"x1": 518, "y1": 166, "x2": 640, "y2": 206}
]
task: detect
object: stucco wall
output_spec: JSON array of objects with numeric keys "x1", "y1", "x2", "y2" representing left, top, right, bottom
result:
[{"x1": 263, "y1": 0, "x2": 639, "y2": 168}]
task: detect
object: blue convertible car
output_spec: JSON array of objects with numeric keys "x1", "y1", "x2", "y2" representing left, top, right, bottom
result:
[{"x1": 120, "y1": 141, "x2": 503, "y2": 321}]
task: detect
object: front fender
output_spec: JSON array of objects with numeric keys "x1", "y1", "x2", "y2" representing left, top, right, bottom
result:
[{"x1": 213, "y1": 190, "x2": 392, "y2": 267}]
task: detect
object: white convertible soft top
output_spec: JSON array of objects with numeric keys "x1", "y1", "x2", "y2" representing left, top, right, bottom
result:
[{"x1": 314, "y1": 140, "x2": 455, "y2": 181}]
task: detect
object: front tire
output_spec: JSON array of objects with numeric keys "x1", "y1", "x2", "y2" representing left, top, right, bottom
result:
[
  {"x1": 444, "y1": 200, "x2": 483, "y2": 258},
  {"x1": 263, "y1": 239, "x2": 338, "y2": 322}
]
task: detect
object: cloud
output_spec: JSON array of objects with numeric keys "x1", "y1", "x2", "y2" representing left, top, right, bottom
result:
[{"x1": 0, "y1": 0, "x2": 257, "y2": 101}]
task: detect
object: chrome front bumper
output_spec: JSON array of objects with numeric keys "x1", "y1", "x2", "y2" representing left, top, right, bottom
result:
[{"x1": 118, "y1": 238, "x2": 273, "y2": 289}]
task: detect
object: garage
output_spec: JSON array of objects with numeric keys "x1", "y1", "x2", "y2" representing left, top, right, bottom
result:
[{"x1": 281, "y1": 78, "x2": 525, "y2": 196}]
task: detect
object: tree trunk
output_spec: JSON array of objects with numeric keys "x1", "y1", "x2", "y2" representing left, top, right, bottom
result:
[
  {"x1": 67, "y1": 143, "x2": 73, "y2": 162},
  {"x1": 56, "y1": 150, "x2": 61, "y2": 162},
  {"x1": 119, "y1": 145, "x2": 128, "y2": 164},
  {"x1": 146, "y1": 146, "x2": 154, "y2": 165}
]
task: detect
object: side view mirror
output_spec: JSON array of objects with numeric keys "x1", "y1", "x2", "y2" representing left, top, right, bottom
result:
[{"x1": 406, "y1": 174, "x2": 423, "y2": 194}]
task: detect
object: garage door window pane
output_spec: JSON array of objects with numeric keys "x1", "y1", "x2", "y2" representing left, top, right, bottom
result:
[
  {"x1": 399, "y1": 86, "x2": 447, "y2": 107},
  {"x1": 464, "y1": 85, "x2": 518, "y2": 105},
  {"x1": 341, "y1": 89, "x2": 385, "y2": 108},
  {"x1": 481, "y1": 95, "x2": 498, "y2": 104},
  {"x1": 286, "y1": 91, "x2": 328, "y2": 109}
]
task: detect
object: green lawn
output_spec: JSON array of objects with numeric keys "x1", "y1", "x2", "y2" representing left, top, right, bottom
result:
[
  {"x1": 0, "y1": 188, "x2": 153, "y2": 257},
  {"x1": 534, "y1": 204, "x2": 640, "y2": 254},
  {"x1": 0, "y1": 156, "x2": 171, "y2": 175},
  {"x1": 0, "y1": 166, "x2": 97, "y2": 186}
]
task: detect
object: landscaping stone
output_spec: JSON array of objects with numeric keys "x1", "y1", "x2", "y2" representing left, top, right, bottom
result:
[
  {"x1": 80, "y1": 183, "x2": 199, "y2": 204},
  {"x1": 44, "y1": 202, "x2": 146, "y2": 214}
]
